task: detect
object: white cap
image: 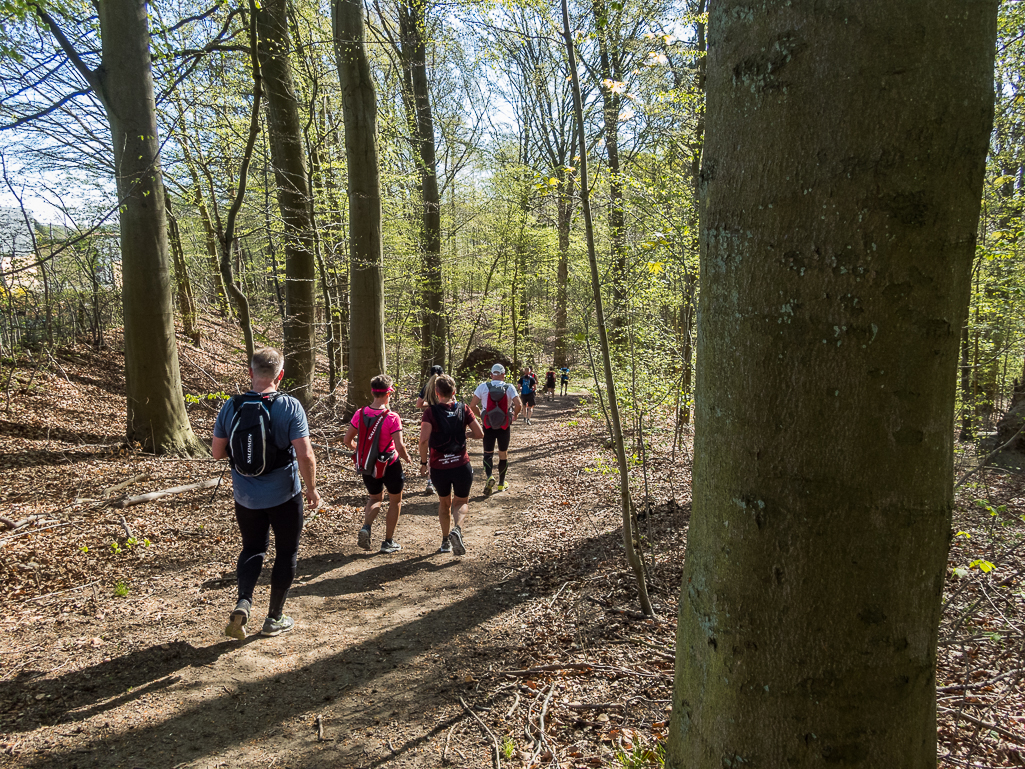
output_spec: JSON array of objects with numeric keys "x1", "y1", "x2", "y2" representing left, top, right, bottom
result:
[{"x1": 491, "y1": 363, "x2": 505, "y2": 375}]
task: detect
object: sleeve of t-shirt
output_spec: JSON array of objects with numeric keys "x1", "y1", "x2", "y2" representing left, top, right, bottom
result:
[
  {"x1": 464, "y1": 407, "x2": 477, "y2": 428},
  {"x1": 287, "y1": 399, "x2": 310, "y2": 442},
  {"x1": 349, "y1": 409, "x2": 362, "y2": 431},
  {"x1": 507, "y1": 384, "x2": 519, "y2": 399},
  {"x1": 473, "y1": 382, "x2": 488, "y2": 401},
  {"x1": 213, "y1": 400, "x2": 232, "y2": 439},
  {"x1": 386, "y1": 411, "x2": 403, "y2": 435}
]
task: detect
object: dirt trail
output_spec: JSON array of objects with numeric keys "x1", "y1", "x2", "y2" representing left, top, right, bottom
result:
[{"x1": 3, "y1": 396, "x2": 583, "y2": 769}]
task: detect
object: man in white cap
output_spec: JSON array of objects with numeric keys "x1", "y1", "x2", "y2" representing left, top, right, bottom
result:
[{"x1": 469, "y1": 363, "x2": 522, "y2": 494}]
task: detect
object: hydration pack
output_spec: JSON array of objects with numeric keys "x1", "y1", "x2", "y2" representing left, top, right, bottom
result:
[
  {"x1": 484, "y1": 381, "x2": 511, "y2": 429},
  {"x1": 429, "y1": 403, "x2": 467, "y2": 456},
  {"x1": 353, "y1": 407, "x2": 396, "y2": 478},
  {"x1": 228, "y1": 392, "x2": 293, "y2": 477}
]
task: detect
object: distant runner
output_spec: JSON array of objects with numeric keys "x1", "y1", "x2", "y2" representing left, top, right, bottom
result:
[
  {"x1": 543, "y1": 367, "x2": 556, "y2": 401},
  {"x1": 418, "y1": 374, "x2": 484, "y2": 555},
  {"x1": 469, "y1": 363, "x2": 521, "y2": 495},
  {"x1": 518, "y1": 367, "x2": 537, "y2": 424},
  {"x1": 560, "y1": 366, "x2": 570, "y2": 397},
  {"x1": 343, "y1": 375, "x2": 412, "y2": 554}
]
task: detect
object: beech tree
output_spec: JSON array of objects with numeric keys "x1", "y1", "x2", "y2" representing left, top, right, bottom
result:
[
  {"x1": 334, "y1": 0, "x2": 387, "y2": 410},
  {"x1": 667, "y1": 2, "x2": 997, "y2": 766},
  {"x1": 29, "y1": 0, "x2": 205, "y2": 456}
]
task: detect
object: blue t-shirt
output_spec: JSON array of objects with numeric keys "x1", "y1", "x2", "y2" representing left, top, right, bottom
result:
[
  {"x1": 519, "y1": 375, "x2": 536, "y2": 395},
  {"x1": 214, "y1": 391, "x2": 309, "y2": 509}
]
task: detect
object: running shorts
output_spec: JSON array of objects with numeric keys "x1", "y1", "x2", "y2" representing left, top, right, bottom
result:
[
  {"x1": 521, "y1": 391, "x2": 536, "y2": 406},
  {"x1": 430, "y1": 463, "x2": 473, "y2": 498},
  {"x1": 362, "y1": 459, "x2": 405, "y2": 496},
  {"x1": 482, "y1": 426, "x2": 511, "y2": 453}
]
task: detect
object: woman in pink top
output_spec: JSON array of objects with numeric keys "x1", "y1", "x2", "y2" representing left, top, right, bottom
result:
[{"x1": 343, "y1": 374, "x2": 412, "y2": 554}]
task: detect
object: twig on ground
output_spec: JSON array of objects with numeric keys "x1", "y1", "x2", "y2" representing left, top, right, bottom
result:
[
  {"x1": 21, "y1": 579, "x2": 101, "y2": 603},
  {"x1": 442, "y1": 722, "x2": 457, "y2": 764},
  {"x1": 939, "y1": 706, "x2": 1025, "y2": 745},
  {"x1": 118, "y1": 516, "x2": 134, "y2": 539},
  {"x1": 0, "y1": 521, "x2": 74, "y2": 546},
  {"x1": 460, "y1": 696, "x2": 501, "y2": 769},
  {"x1": 315, "y1": 714, "x2": 328, "y2": 742},
  {"x1": 549, "y1": 580, "x2": 575, "y2": 607},
  {"x1": 110, "y1": 478, "x2": 220, "y2": 509},
  {"x1": 102, "y1": 473, "x2": 151, "y2": 498}
]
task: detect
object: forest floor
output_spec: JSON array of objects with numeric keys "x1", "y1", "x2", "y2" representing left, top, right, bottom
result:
[{"x1": 0, "y1": 318, "x2": 1023, "y2": 768}]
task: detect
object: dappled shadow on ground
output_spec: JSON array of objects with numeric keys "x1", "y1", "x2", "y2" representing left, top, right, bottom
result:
[{"x1": 15, "y1": 526, "x2": 624, "y2": 768}]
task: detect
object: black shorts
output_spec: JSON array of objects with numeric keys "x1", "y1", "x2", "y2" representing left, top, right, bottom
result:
[
  {"x1": 362, "y1": 460, "x2": 404, "y2": 496},
  {"x1": 482, "y1": 427, "x2": 511, "y2": 453},
  {"x1": 521, "y1": 392, "x2": 536, "y2": 406},
  {"x1": 430, "y1": 463, "x2": 473, "y2": 498}
]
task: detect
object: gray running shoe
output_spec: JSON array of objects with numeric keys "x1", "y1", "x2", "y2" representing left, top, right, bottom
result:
[
  {"x1": 358, "y1": 526, "x2": 372, "y2": 551},
  {"x1": 437, "y1": 538, "x2": 452, "y2": 554},
  {"x1": 380, "y1": 539, "x2": 401, "y2": 554},
  {"x1": 425, "y1": 480, "x2": 435, "y2": 495},
  {"x1": 224, "y1": 600, "x2": 250, "y2": 640},
  {"x1": 449, "y1": 526, "x2": 466, "y2": 556},
  {"x1": 260, "y1": 614, "x2": 294, "y2": 637},
  {"x1": 484, "y1": 476, "x2": 496, "y2": 496}
]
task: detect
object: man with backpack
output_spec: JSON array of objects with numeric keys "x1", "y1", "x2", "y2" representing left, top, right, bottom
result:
[
  {"x1": 518, "y1": 367, "x2": 538, "y2": 424},
  {"x1": 212, "y1": 348, "x2": 321, "y2": 640},
  {"x1": 418, "y1": 374, "x2": 484, "y2": 554},
  {"x1": 343, "y1": 374, "x2": 412, "y2": 554},
  {"x1": 469, "y1": 363, "x2": 522, "y2": 495},
  {"x1": 560, "y1": 366, "x2": 570, "y2": 397}
]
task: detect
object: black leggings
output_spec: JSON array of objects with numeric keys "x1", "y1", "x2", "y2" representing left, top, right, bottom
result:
[{"x1": 235, "y1": 493, "x2": 304, "y2": 602}]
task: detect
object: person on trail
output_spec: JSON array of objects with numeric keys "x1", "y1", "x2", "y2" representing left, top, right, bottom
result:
[
  {"x1": 343, "y1": 374, "x2": 412, "y2": 555},
  {"x1": 418, "y1": 374, "x2": 485, "y2": 555},
  {"x1": 559, "y1": 366, "x2": 570, "y2": 397},
  {"x1": 469, "y1": 363, "x2": 521, "y2": 495},
  {"x1": 212, "y1": 347, "x2": 321, "y2": 640},
  {"x1": 543, "y1": 367, "x2": 556, "y2": 401},
  {"x1": 415, "y1": 365, "x2": 444, "y2": 411},
  {"x1": 518, "y1": 367, "x2": 538, "y2": 424},
  {"x1": 416, "y1": 365, "x2": 444, "y2": 496}
]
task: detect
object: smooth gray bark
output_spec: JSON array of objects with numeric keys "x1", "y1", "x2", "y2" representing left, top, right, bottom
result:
[
  {"x1": 667, "y1": 2, "x2": 997, "y2": 766},
  {"x1": 255, "y1": 0, "x2": 317, "y2": 407},
  {"x1": 333, "y1": 0, "x2": 387, "y2": 413},
  {"x1": 36, "y1": 0, "x2": 205, "y2": 455}
]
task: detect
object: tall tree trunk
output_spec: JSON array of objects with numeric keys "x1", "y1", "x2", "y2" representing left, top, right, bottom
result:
[
  {"x1": 164, "y1": 188, "x2": 201, "y2": 347},
  {"x1": 562, "y1": 0, "x2": 653, "y2": 617},
  {"x1": 254, "y1": 0, "x2": 317, "y2": 407},
  {"x1": 667, "y1": 2, "x2": 996, "y2": 766},
  {"x1": 179, "y1": 138, "x2": 230, "y2": 316},
  {"x1": 333, "y1": 0, "x2": 386, "y2": 413},
  {"x1": 592, "y1": 0, "x2": 627, "y2": 341},
  {"x1": 554, "y1": 174, "x2": 574, "y2": 368},
  {"x1": 397, "y1": 0, "x2": 445, "y2": 374},
  {"x1": 39, "y1": 0, "x2": 206, "y2": 454}
]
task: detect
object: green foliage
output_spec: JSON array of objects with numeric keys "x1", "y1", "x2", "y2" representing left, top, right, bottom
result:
[
  {"x1": 500, "y1": 735, "x2": 515, "y2": 760},
  {"x1": 615, "y1": 740, "x2": 665, "y2": 768},
  {"x1": 113, "y1": 581, "x2": 129, "y2": 598}
]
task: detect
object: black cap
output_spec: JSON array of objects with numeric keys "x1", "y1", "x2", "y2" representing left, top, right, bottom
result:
[{"x1": 430, "y1": 365, "x2": 444, "y2": 376}]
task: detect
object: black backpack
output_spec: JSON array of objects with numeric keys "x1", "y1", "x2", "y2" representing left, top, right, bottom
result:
[
  {"x1": 429, "y1": 403, "x2": 467, "y2": 456},
  {"x1": 227, "y1": 392, "x2": 293, "y2": 477}
]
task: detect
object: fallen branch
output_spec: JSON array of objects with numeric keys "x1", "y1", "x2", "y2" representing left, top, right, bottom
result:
[
  {"x1": 22, "y1": 579, "x2": 101, "y2": 603},
  {"x1": 937, "y1": 668, "x2": 1024, "y2": 693},
  {"x1": 459, "y1": 696, "x2": 500, "y2": 769},
  {"x1": 315, "y1": 714, "x2": 329, "y2": 742},
  {"x1": 500, "y1": 662, "x2": 667, "y2": 679},
  {"x1": 955, "y1": 420, "x2": 1025, "y2": 490},
  {"x1": 0, "y1": 521, "x2": 74, "y2": 546},
  {"x1": 0, "y1": 514, "x2": 46, "y2": 531},
  {"x1": 118, "y1": 516, "x2": 134, "y2": 539},
  {"x1": 102, "y1": 473, "x2": 152, "y2": 498},
  {"x1": 939, "y1": 706, "x2": 1025, "y2": 745},
  {"x1": 110, "y1": 478, "x2": 220, "y2": 509},
  {"x1": 564, "y1": 701, "x2": 625, "y2": 711}
]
